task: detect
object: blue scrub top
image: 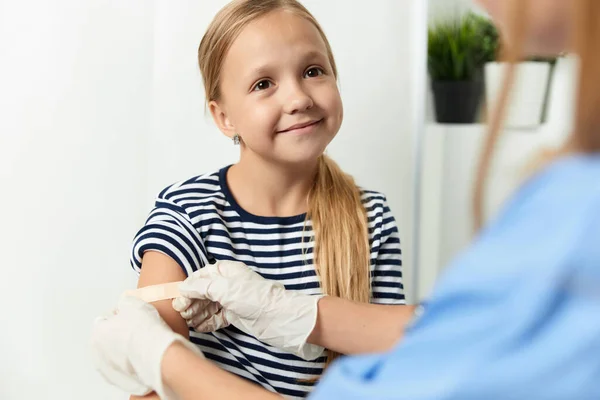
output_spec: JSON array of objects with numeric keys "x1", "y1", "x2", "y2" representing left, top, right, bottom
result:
[{"x1": 310, "y1": 154, "x2": 600, "y2": 400}]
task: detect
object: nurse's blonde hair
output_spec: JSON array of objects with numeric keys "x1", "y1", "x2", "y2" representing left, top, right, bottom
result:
[
  {"x1": 198, "y1": 0, "x2": 371, "y2": 369},
  {"x1": 474, "y1": 0, "x2": 600, "y2": 229}
]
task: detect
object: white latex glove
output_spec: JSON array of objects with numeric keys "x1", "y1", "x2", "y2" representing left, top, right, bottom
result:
[
  {"x1": 91, "y1": 296, "x2": 203, "y2": 399},
  {"x1": 175, "y1": 260, "x2": 325, "y2": 361},
  {"x1": 172, "y1": 297, "x2": 229, "y2": 332}
]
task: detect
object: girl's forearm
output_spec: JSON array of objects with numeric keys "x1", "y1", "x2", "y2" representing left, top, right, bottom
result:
[
  {"x1": 307, "y1": 296, "x2": 416, "y2": 354},
  {"x1": 161, "y1": 342, "x2": 282, "y2": 400}
]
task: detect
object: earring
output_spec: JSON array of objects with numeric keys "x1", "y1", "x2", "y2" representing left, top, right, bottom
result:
[{"x1": 232, "y1": 134, "x2": 240, "y2": 145}]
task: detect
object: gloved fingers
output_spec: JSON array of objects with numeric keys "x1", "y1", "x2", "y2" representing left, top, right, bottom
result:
[
  {"x1": 179, "y1": 261, "x2": 264, "y2": 305},
  {"x1": 117, "y1": 295, "x2": 159, "y2": 318},
  {"x1": 117, "y1": 294, "x2": 148, "y2": 308},
  {"x1": 172, "y1": 296, "x2": 193, "y2": 313},
  {"x1": 186, "y1": 261, "x2": 251, "y2": 282},
  {"x1": 178, "y1": 276, "x2": 213, "y2": 300},
  {"x1": 214, "y1": 260, "x2": 253, "y2": 277},
  {"x1": 186, "y1": 301, "x2": 224, "y2": 329},
  {"x1": 179, "y1": 299, "x2": 212, "y2": 320},
  {"x1": 95, "y1": 361, "x2": 153, "y2": 396},
  {"x1": 90, "y1": 317, "x2": 154, "y2": 396},
  {"x1": 185, "y1": 302, "x2": 220, "y2": 328},
  {"x1": 91, "y1": 313, "x2": 113, "y2": 340},
  {"x1": 189, "y1": 309, "x2": 229, "y2": 333}
]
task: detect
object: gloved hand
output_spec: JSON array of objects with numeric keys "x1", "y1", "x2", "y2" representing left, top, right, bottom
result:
[
  {"x1": 174, "y1": 260, "x2": 325, "y2": 361},
  {"x1": 172, "y1": 297, "x2": 229, "y2": 332},
  {"x1": 91, "y1": 295, "x2": 203, "y2": 399}
]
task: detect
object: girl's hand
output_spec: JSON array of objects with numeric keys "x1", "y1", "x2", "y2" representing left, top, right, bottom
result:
[{"x1": 174, "y1": 260, "x2": 325, "y2": 360}]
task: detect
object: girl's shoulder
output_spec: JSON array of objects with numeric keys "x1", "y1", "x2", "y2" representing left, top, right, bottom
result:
[
  {"x1": 154, "y1": 169, "x2": 226, "y2": 210},
  {"x1": 359, "y1": 188, "x2": 388, "y2": 205},
  {"x1": 359, "y1": 188, "x2": 393, "y2": 214}
]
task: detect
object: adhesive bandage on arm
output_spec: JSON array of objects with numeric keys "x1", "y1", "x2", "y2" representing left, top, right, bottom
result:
[{"x1": 123, "y1": 282, "x2": 182, "y2": 303}]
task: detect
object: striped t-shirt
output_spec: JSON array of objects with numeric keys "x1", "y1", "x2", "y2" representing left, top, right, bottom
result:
[{"x1": 130, "y1": 165, "x2": 405, "y2": 399}]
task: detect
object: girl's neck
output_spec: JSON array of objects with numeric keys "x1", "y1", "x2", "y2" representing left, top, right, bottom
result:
[{"x1": 226, "y1": 155, "x2": 318, "y2": 218}]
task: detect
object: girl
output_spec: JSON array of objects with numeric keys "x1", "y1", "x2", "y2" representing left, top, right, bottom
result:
[
  {"x1": 92, "y1": 0, "x2": 600, "y2": 399},
  {"x1": 128, "y1": 0, "x2": 407, "y2": 398}
]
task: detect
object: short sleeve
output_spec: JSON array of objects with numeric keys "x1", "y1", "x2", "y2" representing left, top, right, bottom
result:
[
  {"x1": 370, "y1": 197, "x2": 405, "y2": 305},
  {"x1": 130, "y1": 196, "x2": 209, "y2": 277}
]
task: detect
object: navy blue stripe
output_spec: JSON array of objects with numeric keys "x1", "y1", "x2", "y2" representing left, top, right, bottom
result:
[
  {"x1": 285, "y1": 281, "x2": 321, "y2": 290},
  {"x1": 154, "y1": 199, "x2": 187, "y2": 214},
  {"x1": 164, "y1": 187, "x2": 223, "y2": 201},
  {"x1": 200, "y1": 352, "x2": 273, "y2": 387},
  {"x1": 136, "y1": 226, "x2": 200, "y2": 268},
  {"x1": 372, "y1": 281, "x2": 403, "y2": 288},
  {"x1": 213, "y1": 335, "x2": 324, "y2": 375},
  {"x1": 212, "y1": 254, "x2": 316, "y2": 271},
  {"x1": 137, "y1": 243, "x2": 192, "y2": 276},
  {"x1": 363, "y1": 202, "x2": 381, "y2": 213},
  {"x1": 182, "y1": 175, "x2": 203, "y2": 186},
  {"x1": 207, "y1": 230, "x2": 311, "y2": 246},
  {"x1": 198, "y1": 345, "x2": 317, "y2": 396},
  {"x1": 379, "y1": 248, "x2": 402, "y2": 255},
  {"x1": 139, "y1": 219, "x2": 204, "y2": 269},
  {"x1": 207, "y1": 241, "x2": 313, "y2": 258},
  {"x1": 196, "y1": 219, "x2": 311, "y2": 234},
  {"x1": 217, "y1": 327, "x2": 327, "y2": 363},
  {"x1": 151, "y1": 206, "x2": 210, "y2": 261},
  {"x1": 382, "y1": 216, "x2": 396, "y2": 226},
  {"x1": 373, "y1": 291, "x2": 406, "y2": 299},
  {"x1": 362, "y1": 194, "x2": 385, "y2": 203},
  {"x1": 376, "y1": 259, "x2": 402, "y2": 267},
  {"x1": 177, "y1": 197, "x2": 227, "y2": 210},
  {"x1": 367, "y1": 211, "x2": 384, "y2": 223},
  {"x1": 372, "y1": 269, "x2": 402, "y2": 278},
  {"x1": 383, "y1": 237, "x2": 401, "y2": 245}
]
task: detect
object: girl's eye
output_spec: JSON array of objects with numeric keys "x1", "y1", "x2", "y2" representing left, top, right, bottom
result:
[
  {"x1": 304, "y1": 67, "x2": 324, "y2": 78},
  {"x1": 252, "y1": 80, "x2": 273, "y2": 91}
]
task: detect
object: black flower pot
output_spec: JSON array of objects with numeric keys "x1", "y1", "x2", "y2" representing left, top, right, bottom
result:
[{"x1": 431, "y1": 80, "x2": 484, "y2": 123}]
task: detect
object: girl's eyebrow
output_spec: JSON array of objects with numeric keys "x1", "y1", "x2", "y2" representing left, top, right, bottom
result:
[
  {"x1": 299, "y1": 49, "x2": 327, "y2": 61},
  {"x1": 244, "y1": 49, "x2": 328, "y2": 80},
  {"x1": 245, "y1": 64, "x2": 272, "y2": 80}
]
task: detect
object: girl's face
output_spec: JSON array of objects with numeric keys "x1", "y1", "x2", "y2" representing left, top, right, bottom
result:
[
  {"x1": 477, "y1": 0, "x2": 572, "y2": 56},
  {"x1": 210, "y1": 10, "x2": 343, "y2": 167}
]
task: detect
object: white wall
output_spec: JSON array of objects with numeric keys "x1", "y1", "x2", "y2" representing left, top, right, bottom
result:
[
  {"x1": 428, "y1": 0, "x2": 474, "y2": 22},
  {"x1": 0, "y1": 0, "x2": 152, "y2": 398},
  {"x1": 0, "y1": 1, "x2": 425, "y2": 398}
]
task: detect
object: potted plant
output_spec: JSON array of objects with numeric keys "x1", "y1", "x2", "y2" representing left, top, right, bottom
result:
[
  {"x1": 428, "y1": 13, "x2": 489, "y2": 124},
  {"x1": 482, "y1": 15, "x2": 557, "y2": 128}
]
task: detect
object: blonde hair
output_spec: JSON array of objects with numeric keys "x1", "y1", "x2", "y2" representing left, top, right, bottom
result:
[
  {"x1": 198, "y1": 0, "x2": 371, "y2": 369},
  {"x1": 473, "y1": 0, "x2": 600, "y2": 230}
]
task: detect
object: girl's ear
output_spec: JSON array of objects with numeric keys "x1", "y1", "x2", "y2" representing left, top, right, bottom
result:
[{"x1": 209, "y1": 100, "x2": 236, "y2": 139}]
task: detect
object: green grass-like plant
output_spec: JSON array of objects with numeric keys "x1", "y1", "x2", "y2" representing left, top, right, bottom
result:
[{"x1": 428, "y1": 13, "x2": 498, "y2": 81}]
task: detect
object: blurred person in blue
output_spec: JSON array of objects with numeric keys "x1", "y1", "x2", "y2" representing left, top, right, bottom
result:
[{"x1": 91, "y1": 0, "x2": 600, "y2": 399}]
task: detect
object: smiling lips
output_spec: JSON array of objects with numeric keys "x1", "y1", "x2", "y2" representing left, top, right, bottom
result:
[{"x1": 278, "y1": 119, "x2": 322, "y2": 134}]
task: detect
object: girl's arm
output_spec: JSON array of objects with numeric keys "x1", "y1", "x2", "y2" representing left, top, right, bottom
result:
[
  {"x1": 308, "y1": 297, "x2": 416, "y2": 354},
  {"x1": 130, "y1": 251, "x2": 190, "y2": 400},
  {"x1": 161, "y1": 342, "x2": 282, "y2": 400},
  {"x1": 160, "y1": 303, "x2": 415, "y2": 400},
  {"x1": 307, "y1": 196, "x2": 415, "y2": 355}
]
